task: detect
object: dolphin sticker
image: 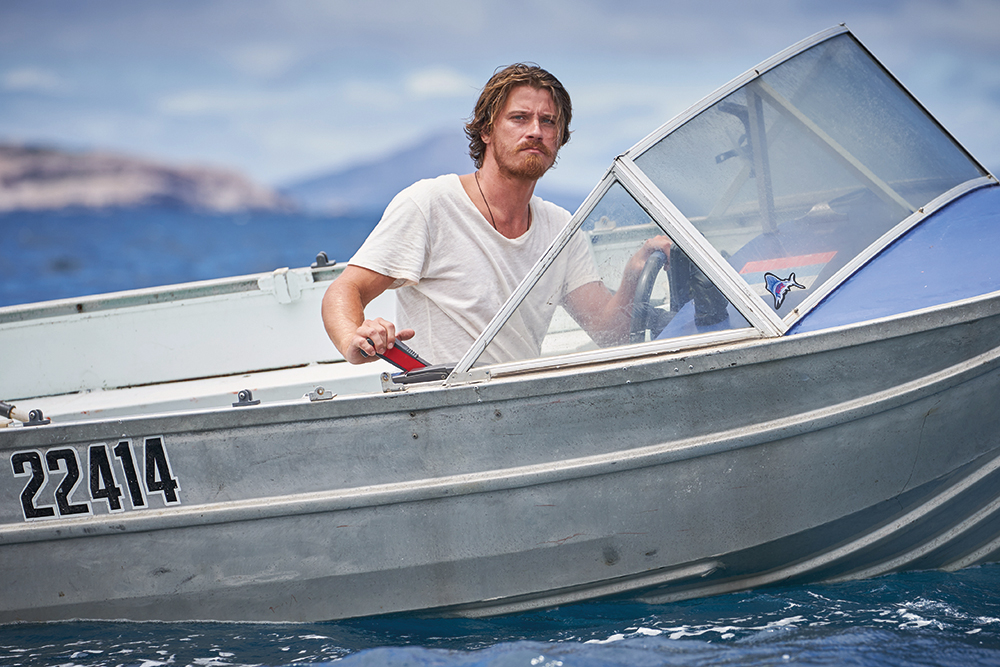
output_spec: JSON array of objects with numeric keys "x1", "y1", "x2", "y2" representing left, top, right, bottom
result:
[{"x1": 764, "y1": 272, "x2": 805, "y2": 309}]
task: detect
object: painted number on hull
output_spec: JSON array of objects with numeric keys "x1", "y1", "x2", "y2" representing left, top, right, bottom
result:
[{"x1": 10, "y1": 437, "x2": 180, "y2": 522}]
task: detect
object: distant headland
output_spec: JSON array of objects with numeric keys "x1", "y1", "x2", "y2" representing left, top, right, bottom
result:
[{"x1": 0, "y1": 144, "x2": 292, "y2": 213}]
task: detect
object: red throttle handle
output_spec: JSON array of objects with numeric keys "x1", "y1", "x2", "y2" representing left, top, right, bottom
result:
[{"x1": 362, "y1": 337, "x2": 429, "y2": 372}]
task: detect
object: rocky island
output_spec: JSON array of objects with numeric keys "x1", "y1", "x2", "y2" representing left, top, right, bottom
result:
[{"x1": 0, "y1": 144, "x2": 290, "y2": 213}]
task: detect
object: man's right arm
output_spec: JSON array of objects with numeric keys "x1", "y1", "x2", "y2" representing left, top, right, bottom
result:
[{"x1": 321, "y1": 265, "x2": 414, "y2": 365}]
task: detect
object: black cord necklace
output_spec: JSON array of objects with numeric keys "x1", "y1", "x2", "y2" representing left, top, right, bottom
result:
[{"x1": 474, "y1": 170, "x2": 497, "y2": 231}]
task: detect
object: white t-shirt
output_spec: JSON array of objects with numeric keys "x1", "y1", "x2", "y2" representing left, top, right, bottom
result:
[{"x1": 349, "y1": 174, "x2": 600, "y2": 365}]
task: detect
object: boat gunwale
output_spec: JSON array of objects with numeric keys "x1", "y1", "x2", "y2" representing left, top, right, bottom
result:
[
  {"x1": 3, "y1": 286, "x2": 1000, "y2": 448},
  {"x1": 0, "y1": 264, "x2": 341, "y2": 326}
]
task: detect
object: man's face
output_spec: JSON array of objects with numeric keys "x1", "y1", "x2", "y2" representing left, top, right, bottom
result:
[{"x1": 483, "y1": 85, "x2": 560, "y2": 180}]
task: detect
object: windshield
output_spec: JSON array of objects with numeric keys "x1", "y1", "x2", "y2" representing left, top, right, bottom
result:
[{"x1": 632, "y1": 32, "x2": 986, "y2": 318}]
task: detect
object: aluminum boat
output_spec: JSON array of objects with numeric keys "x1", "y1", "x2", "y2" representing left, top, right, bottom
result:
[{"x1": 2, "y1": 25, "x2": 1000, "y2": 622}]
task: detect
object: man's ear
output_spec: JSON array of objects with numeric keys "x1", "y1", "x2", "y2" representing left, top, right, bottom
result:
[{"x1": 481, "y1": 129, "x2": 492, "y2": 146}]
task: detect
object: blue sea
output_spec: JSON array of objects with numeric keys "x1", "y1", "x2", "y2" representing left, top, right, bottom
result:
[
  {"x1": 0, "y1": 207, "x2": 377, "y2": 308},
  {"x1": 1, "y1": 567, "x2": 999, "y2": 667},
  {"x1": 2, "y1": 209, "x2": 1000, "y2": 666}
]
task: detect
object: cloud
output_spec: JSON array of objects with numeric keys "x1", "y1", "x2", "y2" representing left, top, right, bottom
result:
[
  {"x1": 157, "y1": 89, "x2": 289, "y2": 116},
  {"x1": 405, "y1": 67, "x2": 479, "y2": 99},
  {"x1": 340, "y1": 80, "x2": 405, "y2": 111},
  {"x1": 225, "y1": 44, "x2": 304, "y2": 79},
  {"x1": 2, "y1": 67, "x2": 67, "y2": 94}
]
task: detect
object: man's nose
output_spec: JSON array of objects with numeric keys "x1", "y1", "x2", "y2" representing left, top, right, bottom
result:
[{"x1": 525, "y1": 115, "x2": 543, "y2": 137}]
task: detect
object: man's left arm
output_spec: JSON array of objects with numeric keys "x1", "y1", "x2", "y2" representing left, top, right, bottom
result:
[{"x1": 563, "y1": 236, "x2": 672, "y2": 347}]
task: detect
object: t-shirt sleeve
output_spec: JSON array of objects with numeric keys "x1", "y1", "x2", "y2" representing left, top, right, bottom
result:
[
  {"x1": 530, "y1": 198, "x2": 603, "y2": 299},
  {"x1": 559, "y1": 230, "x2": 604, "y2": 297},
  {"x1": 348, "y1": 190, "x2": 431, "y2": 289}
]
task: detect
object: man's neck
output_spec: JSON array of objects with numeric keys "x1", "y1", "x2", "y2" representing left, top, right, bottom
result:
[{"x1": 461, "y1": 164, "x2": 537, "y2": 239}]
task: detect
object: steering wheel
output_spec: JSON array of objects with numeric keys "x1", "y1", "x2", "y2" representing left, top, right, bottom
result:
[
  {"x1": 629, "y1": 249, "x2": 668, "y2": 344},
  {"x1": 629, "y1": 249, "x2": 732, "y2": 343}
]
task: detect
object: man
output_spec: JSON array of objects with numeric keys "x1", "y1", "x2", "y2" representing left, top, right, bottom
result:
[{"x1": 322, "y1": 63, "x2": 668, "y2": 366}]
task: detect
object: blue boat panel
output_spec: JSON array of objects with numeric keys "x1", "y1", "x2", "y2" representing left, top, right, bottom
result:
[{"x1": 790, "y1": 185, "x2": 1000, "y2": 334}]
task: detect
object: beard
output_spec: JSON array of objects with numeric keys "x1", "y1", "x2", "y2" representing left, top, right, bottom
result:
[{"x1": 491, "y1": 139, "x2": 556, "y2": 181}]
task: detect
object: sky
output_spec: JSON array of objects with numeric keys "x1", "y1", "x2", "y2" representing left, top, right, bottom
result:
[{"x1": 1, "y1": 0, "x2": 998, "y2": 195}]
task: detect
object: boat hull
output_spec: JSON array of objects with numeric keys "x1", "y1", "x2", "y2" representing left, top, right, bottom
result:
[{"x1": 2, "y1": 292, "x2": 1000, "y2": 622}]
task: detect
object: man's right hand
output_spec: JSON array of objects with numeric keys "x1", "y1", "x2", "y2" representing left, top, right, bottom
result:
[
  {"x1": 322, "y1": 265, "x2": 412, "y2": 365},
  {"x1": 348, "y1": 318, "x2": 415, "y2": 365}
]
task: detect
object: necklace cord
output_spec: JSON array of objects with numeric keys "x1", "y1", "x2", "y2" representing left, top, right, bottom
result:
[
  {"x1": 474, "y1": 170, "x2": 532, "y2": 234},
  {"x1": 474, "y1": 171, "x2": 498, "y2": 231}
]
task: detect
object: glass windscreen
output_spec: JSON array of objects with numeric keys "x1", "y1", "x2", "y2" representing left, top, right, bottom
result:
[
  {"x1": 480, "y1": 181, "x2": 751, "y2": 365},
  {"x1": 633, "y1": 32, "x2": 986, "y2": 317}
]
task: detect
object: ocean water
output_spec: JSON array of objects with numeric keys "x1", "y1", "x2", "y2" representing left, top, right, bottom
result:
[
  {"x1": 1, "y1": 566, "x2": 999, "y2": 666},
  {"x1": 0, "y1": 207, "x2": 377, "y2": 308},
  {"x1": 2, "y1": 209, "x2": 1000, "y2": 665}
]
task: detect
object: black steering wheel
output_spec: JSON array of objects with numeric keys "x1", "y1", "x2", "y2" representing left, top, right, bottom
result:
[
  {"x1": 629, "y1": 249, "x2": 668, "y2": 344},
  {"x1": 628, "y1": 249, "x2": 732, "y2": 343}
]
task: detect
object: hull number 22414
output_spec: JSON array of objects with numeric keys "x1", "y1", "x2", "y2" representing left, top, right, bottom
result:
[{"x1": 10, "y1": 436, "x2": 181, "y2": 522}]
